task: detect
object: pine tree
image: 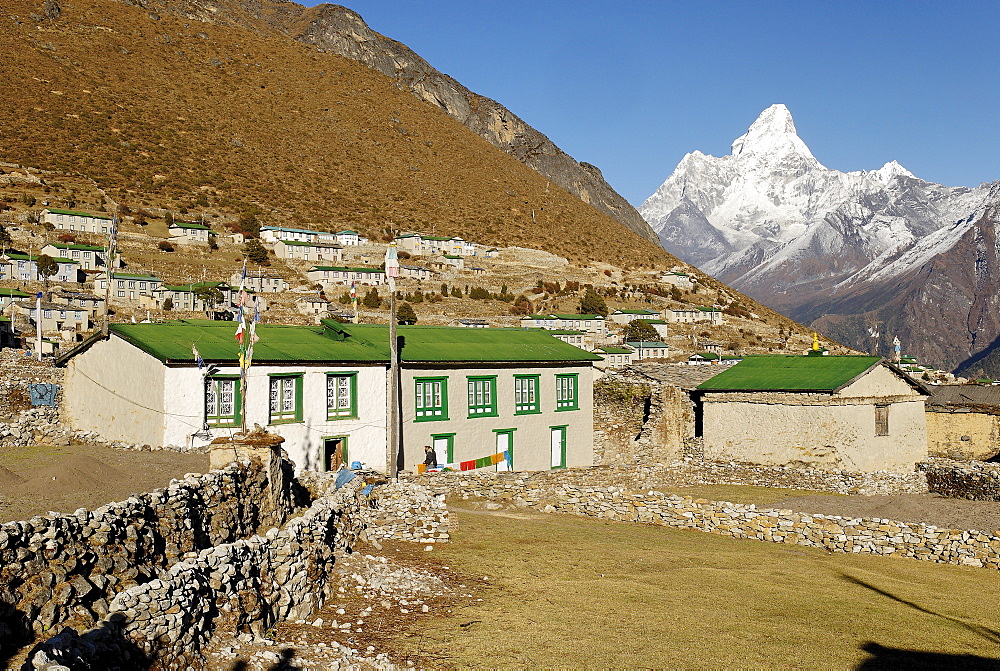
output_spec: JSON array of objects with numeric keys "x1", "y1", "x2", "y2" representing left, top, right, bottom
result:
[
  {"x1": 579, "y1": 287, "x2": 608, "y2": 316},
  {"x1": 397, "y1": 302, "x2": 417, "y2": 325},
  {"x1": 623, "y1": 319, "x2": 658, "y2": 342}
]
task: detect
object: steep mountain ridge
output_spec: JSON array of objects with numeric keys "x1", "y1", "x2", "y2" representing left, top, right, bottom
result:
[
  {"x1": 102, "y1": 0, "x2": 659, "y2": 244},
  {"x1": 0, "y1": 0, "x2": 668, "y2": 267},
  {"x1": 640, "y1": 104, "x2": 1000, "y2": 372}
]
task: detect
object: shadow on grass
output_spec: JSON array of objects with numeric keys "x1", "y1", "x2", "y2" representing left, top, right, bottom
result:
[{"x1": 843, "y1": 574, "x2": 1000, "y2": 669}]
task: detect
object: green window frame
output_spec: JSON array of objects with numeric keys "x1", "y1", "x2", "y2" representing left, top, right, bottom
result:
[
  {"x1": 269, "y1": 374, "x2": 303, "y2": 424},
  {"x1": 555, "y1": 373, "x2": 579, "y2": 411},
  {"x1": 513, "y1": 375, "x2": 540, "y2": 415},
  {"x1": 205, "y1": 375, "x2": 241, "y2": 428},
  {"x1": 467, "y1": 375, "x2": 498, "y2": 418},
  {"x1": 431, "y1": 432, "x2": 456, "y2": 463},
  {"x1": 415, "y1": 376, "x2": 449, "y2": 422},
  {"x1": 326, "y1": 372, "x2": 358, "y2": 420}
]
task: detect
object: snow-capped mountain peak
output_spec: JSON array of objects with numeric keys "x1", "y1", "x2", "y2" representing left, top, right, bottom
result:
[
  {"x1": 868, "y1": 160, "x2": 915, "y2": 185},
  {"x1": 730, "y1": 103, "x2": 817, "y2": 164}
]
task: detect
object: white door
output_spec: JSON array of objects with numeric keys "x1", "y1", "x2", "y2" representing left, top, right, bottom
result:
[
  {"x1": 432, "y1": 436, "x2": 450, "y2": 467},
  {"x1": 495, "y1": 431, "x2": 511, "y2": 472},
  {"x1": 550, "y1": 427, "x2": 566, "y2": 469}
]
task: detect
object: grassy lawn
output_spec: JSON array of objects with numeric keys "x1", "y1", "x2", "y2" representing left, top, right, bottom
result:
[{"x1": 392, "y1": 505, "x2": 1000, "y2": 668}]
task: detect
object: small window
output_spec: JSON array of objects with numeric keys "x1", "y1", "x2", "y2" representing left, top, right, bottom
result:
[
  {"x1": 514, "y1": 375, "x2": 540, "y2": 414},
  {"x1": 117, "y1": 291, "x2": 125, "y2": 297},
  {"x1": 206, "y1": 377, "x2": 240, "y2": 427},
  {"x1": 326, "y1": 372, "x2": 357, "y2": 419},
  {"x1": 269, "y1": 375, "x2": 303, "y2": 424},
  {"x1": 467, "y1": 376, "x2": 497, "y2": 417},
  {"x1": 555, "y1": 373, "x2": 579, "y2": 411},
  {"x1": 415, "y1": 377, "x2": 448, "y2": 421},
  {"x1": 875, "y1": 404, "x2": 890, "y2": 436}
]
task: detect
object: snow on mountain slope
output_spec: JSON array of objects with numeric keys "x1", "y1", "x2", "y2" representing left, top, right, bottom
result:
[{"x1": 640, "y1": 104, "x2": 990, "y2": 313}]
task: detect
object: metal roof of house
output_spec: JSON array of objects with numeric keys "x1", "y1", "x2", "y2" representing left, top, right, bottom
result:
[
  {"x1": 308, "y1": 266, "x2": 385, "y2": 274},
  {"x1": 44, "y1": 208, "x2": 112, "y2": 220},
  {"x1": 103, "y1": 320, "x2": 600, "y2": 365},
  {"x1": 598, "y1": 346, "x2": 633, "y2": 354},
  {"x1": 926, "y1": 385, "x2": 1000, "y2": 410},
  {"x1": 0, "y1": 288, "x2": 31, "y2": 298},
  {"x1": 613, "y1": 309, "x2": 658, "y2": 315},
  {"x1": 626, "y1": 341, "x2": 669, "y2": 348},
  {"x1": 45, "y1": 243, "x2": 105, "y2": 252},
  {"x1": 5, "y1": 252, "x2": 76, "y2": 264},
  {"x1": 551, "y1": 314, "x2": 604, "y2": 320},
  {"x1": 696, "y1": 355, "x2": 889, "y2": 392},
  {"x1": 169, "y1": 221, "x2": 211, "y2": 230}
]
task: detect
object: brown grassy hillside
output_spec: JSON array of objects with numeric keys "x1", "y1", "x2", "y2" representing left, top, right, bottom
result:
[{"x1": 0, "y1": 0, "x2": 669, "y2": 267}]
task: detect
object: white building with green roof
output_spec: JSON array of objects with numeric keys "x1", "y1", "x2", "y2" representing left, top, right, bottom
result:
[
  {"x1": 307, "y1": 265, "x2": 385, "y2": 287},
  {"x1": 0, "y1": 252, "x2": 79, "y2": 282},
  {"x1": 41, "y1": 242, "x2": 120, "y2": 270},
  {"x1": 273, "y1": 240, "x2": 343, "y2": 263},
  {"x1": 43, "y1": 208, "x2": 113, "y2": 234},
  {"x1": 61, "y1": 320, "x2": 599, "y2": 474},
  {"x1": 608, "y1": 308, "x2": 660, "y2": 325},
  {"x1": 665, "y1": 306, "x2": 724, "y2": 325},
  {"x1": 167, "y1": 221, "x2": 215, "y2": 243},
  {"x1": 695, "y1": 355, "x2": 928, "y2": 472}
]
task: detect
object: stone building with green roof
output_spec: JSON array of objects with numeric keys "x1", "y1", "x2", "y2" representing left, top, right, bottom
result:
[
  {"x1": 695, "y1": 355, "x2": 928, "y2": 472},
  {"x1": 61, "y1": 320, "x2": 599, "y2": 474},
  {"x1": 43, "y1": 208, "x2": 112, "y2": 234}
]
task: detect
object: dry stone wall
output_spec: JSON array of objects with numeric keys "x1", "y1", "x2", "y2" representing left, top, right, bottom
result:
[
  {"x1": 919, "y1": 457, "x2": 1000, "y2": 500},
  {"x1": 28, "y1": 481, "x2": 366, "y2": 670},
  {"x1": 416, "y1": 468, "x2": 1000, "y2": 571},
  {"x1": 360, "y1": 480, "x2": 450, "y2": 543},
  {"x1": 0, "y1": 457, "x2": 294, "y2": 657}
]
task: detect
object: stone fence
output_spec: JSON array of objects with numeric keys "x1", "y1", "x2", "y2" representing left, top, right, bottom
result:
[
  {"x1": 0, "y1": 456, "x2": 296, "y2": 658},
  {"x1": 28, "y1": 480, "x2": 366, "y2": 670},
  {"x1": 362, "y1": 480, "x2": 449, "y2": 544},
  {"x1": 415, "y1": 464, "x2": 1000, "y2": 571},
  {"x1": 919, "y1": 457, "x2": 1000, "y2": 500}
]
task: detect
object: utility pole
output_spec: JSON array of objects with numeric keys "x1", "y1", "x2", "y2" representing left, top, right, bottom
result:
[{"x1": 385, "y1": 243, "x2": 401, "y2": 478}]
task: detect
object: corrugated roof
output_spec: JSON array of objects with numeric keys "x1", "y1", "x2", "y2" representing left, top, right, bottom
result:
[
  {"x1": 44, "y1": 208, "x2": 111, "y2": 220},
  {"x1": 309, "y1": 266, "x2": 385, "y2": 274},
  {"x1": 614, "y1": 309, "x2": 658, "y2": 315},
  {"x1": 327, "y1": 322, "x2": 601, "y2": 363},
  {"x1": 169, "y1": 221, "x2": 211, "y2": 230},
  {"x1": 46, "y1": 243, "x2": 105, "y2": 252},
  {"x1": 697, "y1": 355, "x2": 884, "y2": 392},
  {"x1": 0, "y1": 288, "x2": 31, "y2": 298},
  {"x1": 598, "y1": 347, "x2": 633, "y2": 354},
  {"x1": 552, "y1": 314, "x2": 604, "y2": 320},
  {"x1": 626, "y1": 341, "x2": 669, "y2": 348}
]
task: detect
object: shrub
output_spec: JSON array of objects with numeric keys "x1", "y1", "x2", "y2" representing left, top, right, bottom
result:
[
  {"x1": 362, "y1": 288, "x2": 381, "y2": 308},
  {"x1": 469, "y1": 286, "x2": 490, "y2": 300},
  {"x1": 397, "y1": 302, "x2": 417, "y2": 325},
  {"x1": 242, "y1": 239, "x2": 269, "y2": 265},
  {"x1": 624, "y1": 320, "x2": 658, "y2": 342},
  {"x1": 57, "y1": 233, "x2": 75, "y2": 243},
  {"x1": 158, "y1": 240, "x2": 174, "y2": 252},
  {"x1": 162, "y1": 297, "x2": 173, "y2": 311},
  {"x1": 579, "y1": 287, "x2": 608, "y2": 316},
  {"x1": 451, "y1": 287, "x2": 462, "y2": 298}
]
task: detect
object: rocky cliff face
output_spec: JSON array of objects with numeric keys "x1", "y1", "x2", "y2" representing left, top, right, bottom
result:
[
  {"x1": 279, "y1": 4, "x2": 660, "y2": 244},
  {"x1": 640, "y1": 104, "x2": 1000, "y2": 372}
]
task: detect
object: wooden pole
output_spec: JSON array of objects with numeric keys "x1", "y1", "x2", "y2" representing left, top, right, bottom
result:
[{"x1": 387, "y1": 280, "x2": 399, "y2": 478}]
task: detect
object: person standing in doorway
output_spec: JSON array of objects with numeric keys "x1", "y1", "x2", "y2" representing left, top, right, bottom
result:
[{"x1": 423, "y1": 444, "x2": 438, "y2": 470}]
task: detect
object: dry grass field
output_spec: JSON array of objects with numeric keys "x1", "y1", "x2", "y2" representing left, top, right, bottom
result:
[{"x1": 369, "y1": 504, "x2": 1000, "y2": 668}]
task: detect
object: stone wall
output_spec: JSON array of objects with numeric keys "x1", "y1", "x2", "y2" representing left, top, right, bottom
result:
[
  {"x1": 593, "y1": 378, "x2": 692, "y2": 466},
  {"x1": 0, "y1": 457, "x2": 296, "y2": 657},
  {"x1": 415, "y1": 468, "x2": 999, "y2": 570},
  {"x1": 27, "y1": 481, "x2": 366, "y2": 670},
  {"x1": 0, "y1": 350, "x2": 67, "y2": 448},
  {"x1": 926, "y1": 410, "x2": 1000, "y2": 461},
  {"x1": 919, "y1": 457, "x2": 1000, "y2": 500},
  {"x1": 361, "y1": 480, "x2": 450, "y2": 543}
]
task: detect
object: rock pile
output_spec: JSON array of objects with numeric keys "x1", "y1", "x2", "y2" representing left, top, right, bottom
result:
[
  {"x1": 360, "y1": 481, "x2": 450, "y2": 544},
  {"x1": 920, "y1": 457, "x2": 1000, "y2": 500}
]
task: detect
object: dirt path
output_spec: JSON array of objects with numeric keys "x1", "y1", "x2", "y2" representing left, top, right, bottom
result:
[
  {"x1": 0, "y1": 443, "x2": 209, "y2": 523},
  {"x1": 771, "y1": 493, "x2": 1000, "y2": 534}
]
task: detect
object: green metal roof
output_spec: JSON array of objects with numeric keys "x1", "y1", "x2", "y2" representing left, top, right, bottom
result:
[
  {"x1": 110, "y1": 273, "x2": 160, "y2": 281},
  {"x1": 110, "y1": 320, "x2": 385, "y2": 364},
  {"x1": 5, "y1": 252, "x2": 76, "y2": 264},
  {"x1": 0, "y1": 288, "x2": 31, "y2": 298},
  {"x1": 552, "y1": 314, "x2": 604, "y2": 320},
  {"x1": 442, "y1": 254, "x2": 462, "y2": 259},
  {"x1": 643, "y1": 319, "x2": 668, "y2": 324},
  {"x1": 45, "y1": 208, "x2": 112, "y2": 220},
  {"x1": 280, "y1": 240, "x2": 322, "y2": 247},
  {"x1": 46, "y1": 243, "x2": 105, "y2": 252},
  {"x1": 544, "y1": 329, "x2": 584, "y2": 335},
  {"x1": 696, "y1": 355, "x2": 884, "y2": 392},
  {"x1": 625, "y1": 341, "x2": 669, "y2": 348},
  {"x1": 614, "y1": 309, "x2": 658, "y2": 315},
  {"x1": 326, "y1": 322, "x2": 601, "y2": 363},
  {"x1": 169, "y1": 221, "x2": 211, "y2": 230},
  {"x1": 696, "y1": 307, "x2": 722, "y2": 312},
  {"x1": 598, "y1": 346, "x2": 633, "y2": 354},
  {"x1": 107, "y1": 320, "x2": 600, "y2": 365}
]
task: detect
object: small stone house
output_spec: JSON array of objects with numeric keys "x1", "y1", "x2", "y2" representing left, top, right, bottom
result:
[
  {"x1": 400, "y1": 264, "x2": 434, "y2": 280},
  {"x1": 0, "y1": 253, "x2": 79, "y2": 283},
  {"x1": 40, "y1": 243, "x2": 120, "y2": 271},
  {"x1": 167, "y1": 221, "x2": 214, "y2": 243},
  {"x1": 297, "y1": 295, "x2": 330, "y2": 319},
  {"x1": 12, "y1": 300, "x2": 91, "y2": 336},
  {"x1": 92, "y1": 272, "x2": 163, "y2": 301},
  {"x1": 595, "y1": 346, "x2": 637, "y2": 369},
  {"x1": 334, "y1": 230, "x2": 366, "y2": 246},
  {"x1": 441, "y1": 254, "x2": 464, "y2": 269},
  {"x1": 924, "y1": 385, "x2": 1000, "y2": 461},
  {"x1": 0, "y1": 287, "x2": 31, "y2": 311},
  {"x1": 307, "y1": 266, "x2": 386, "y2": 287},
  {"x1": 660, "y1": 271, "x2": 695, "y2": 289},
  {"x1": 695, "y1": 355, "x2": 929, "y2": 472},
  {"x1": 520, "y1": 314, "x2": 608, "y2": 338},
  {"x1": 229, "y1": 271, "x2": 289, "y2": 293},
  {"x1": 625, "y1": 341, "x2": 671, "y2": 360},
  {"x1": 0, "y1": 316, "x2": 16, "y2": 348},
  {"x1": 259, "y1": 226, "x2": 320, "y2": 244}
]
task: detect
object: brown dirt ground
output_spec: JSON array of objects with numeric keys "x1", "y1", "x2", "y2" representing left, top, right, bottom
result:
[
  {"x1": 0, "y1": 443, "x2": 209, "y2": 523},
  {"x1": 772, "y1": 492, "x2": 1000, "y2": 535}
]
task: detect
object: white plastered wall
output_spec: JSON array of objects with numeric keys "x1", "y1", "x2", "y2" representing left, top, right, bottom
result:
[{"x1": 400, "y1": 363, "x2": 594, "y2": 472}]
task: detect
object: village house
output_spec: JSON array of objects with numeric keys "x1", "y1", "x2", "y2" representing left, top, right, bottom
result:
[
  {"x1": 154, "y1": 282, "x2": 235, "y2": 312},
  {"x1": 91, "y1": 272, "x2": 164, "y2": 301},
  {"x1": 60, "y1": 320, "x2": 599, "y2": 474},
  {"x1": 440, "y1": 254, "x2": 465, "y2": 270},
  {"x1": 665, "y1": 306, "x2": 724, "y2": 325},
  {"x1": 642, "y1": 319, "x2": 670, "y2": 338},
  {"x1": 660, "y1": 271, "x2": 695, "y2": 289},
  {"x1": 695, "y1": 355, "x2": 929, "y2": 472},
  {"x1": 43, "y1": 208, "x2": 113, "y2": 234},
  {"x1": 306, "y1": 265, "x2": 386, "y2": 287},
  {"x1": 297, "y1": 295, "x2": 330, "y2": 320},
  {"x1": 334, "y1": 230, "x2": 366, "y2": 246},
  {"x1": 400, "y1": 264, "x2": 434, "y2": 281},
  {"x1": 545, "y1": 329, "x2": 587, "y2": 347},
  {"x1": 0, "y1": 253, "x2": 79, "y2": 283},
  {"x1": 273, "y1": 240, "x2": 343, "y2": 263},
  {"x1": 167, "y1": 221, "x2": 214, "y2": 244},
  {"x1": 625, "y1": 341, "x2": 671, "y2": 360},
  {"x1": 519, "y1": 314, "x2": 608, "y2": 338},
  {"x1": 0, "y1": 287, "x2": 31, "y2": 311},
  {"x1": 687, "y1": 352, "x2": 742, "y2": 365},
  {"x1": 924, "y1": 385, "x2": 1000, "y2": 461},
  {"x1": 12, "y1": 300, "x2": 91, "y2": 338},
  {"x1": 51, "y1": 290, "x2": 105, "y2": 315},
  {"x1": 40, "y1": 243, "x2": 120, "y2": 271},
  {"x1": 594, "y1": 346, "x2": 637, "y2": 369},
  {"x1": 455, "y1": 319, "x2": 489, "y2": 328},
  {"x1": 259, "y1": 226, "x2": 321, "y2": 244},
  {"x1": 482, "y1": 248, "x2": 500, "y2": 259},
  {"x1": 609, "y1": 308, "x2": 660, "y2": 325},
  {"x1": 229, "y1": 271, "x2": 289, "y2": 293},
  {"x1": 395, "y1": 233, "x2": 475, "y2": 257}
]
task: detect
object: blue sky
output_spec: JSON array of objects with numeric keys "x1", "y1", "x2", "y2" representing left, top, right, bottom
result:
[{"x1": 302, "y1": 1, "x2": 1000, "y2": 206}]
